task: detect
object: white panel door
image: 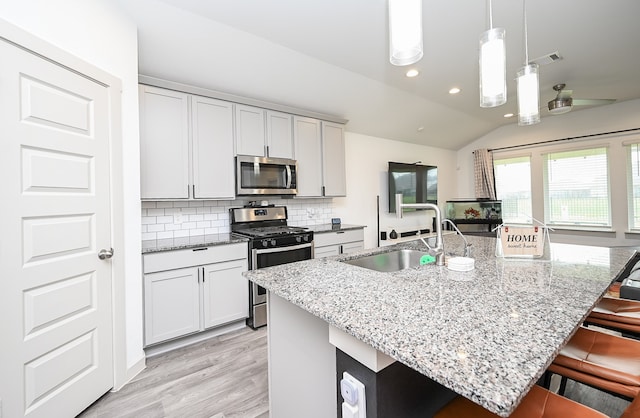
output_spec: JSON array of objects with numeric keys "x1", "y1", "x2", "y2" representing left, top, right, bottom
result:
[
  {"x1": 191, "y1": 95, "x2": 234, "y2": 199},
  {"x1": 0, "y1": 39, "x2": 114, "y2": 417}
]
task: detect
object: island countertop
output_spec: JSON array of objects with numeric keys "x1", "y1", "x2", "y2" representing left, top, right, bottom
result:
[{"x1": 244, "y1": 235, "x2": 636, "y2": 417}]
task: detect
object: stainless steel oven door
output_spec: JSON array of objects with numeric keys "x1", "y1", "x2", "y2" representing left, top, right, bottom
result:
[{"x1": 251, "y1": 242, "x2": 314, "y2": 271}]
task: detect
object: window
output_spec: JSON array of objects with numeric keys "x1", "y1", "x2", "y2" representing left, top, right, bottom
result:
[
  {"x1": 494, "y1": 156, "x2": 532, "y2": 224},
  {"x1": 543, "y1": 147, "x2": 610, "y2": 227},
  {"x1": 627, "y1": 143, "x2": 640, "y2": 230}
]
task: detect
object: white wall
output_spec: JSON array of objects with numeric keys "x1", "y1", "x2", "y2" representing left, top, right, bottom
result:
[
  {"x1": 334, "y1": 132, "x2": 458, "y2": 248},
  {"x1": 0, "y1": 0, "x2": 144, "y2": 386},
  {"x1": 456, "y1": 99, "x2": 640, "y2": 247}
]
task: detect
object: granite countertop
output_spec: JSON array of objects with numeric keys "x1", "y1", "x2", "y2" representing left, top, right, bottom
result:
[
  {"x1": 303, "y1": 223, "x2": 365, "y2": 233},
  {"x1": 142, "y1": 233, "x2": 247, "y2": 253},
  {"x1": 244, "y1": 235, "x2": 636, "y2": 417}
]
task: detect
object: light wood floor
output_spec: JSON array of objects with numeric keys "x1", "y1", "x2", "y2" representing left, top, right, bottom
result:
[
  {"x1": 78, "y1": 327, "x2": 269, "y2": 418},
  {"x1": 78, "y1": 325, "x2": 630, "y2": 418}
]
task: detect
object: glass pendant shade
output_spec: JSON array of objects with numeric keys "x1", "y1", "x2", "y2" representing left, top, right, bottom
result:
[
  {"x1": 479, "y1": 27, "x2": 507, "y2": 107},
  {"x1": 516, "y1": 63, "x2": 541, "y2": 126},
  {"x1": 388, "y1": 0, "x2": 423, "y2": 66}
]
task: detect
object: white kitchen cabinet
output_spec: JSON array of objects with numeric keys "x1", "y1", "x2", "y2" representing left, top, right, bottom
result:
[
  {"x1": 139, "y1": 84, "x2": 234, "y2": 200},
  {"x1": 143, "y1": 242, "x2": 248, "y2": 347},
  {"x1": 139, "y1": 85, "x2": 190, "y2": 199},
  {"x1": 321, "y1": 121, "x2": 347, "y2": 197},
  {"x1": 235, "y1": 105, "x2": 294, "y2": 159},
  {"x1": 293, "y1": 116, "x2": 347, "y2": 197},
  {"x1": 266, "y1": 110, "x2": 294, "y2": 159},
  {"x1": 314, "y1": 228, "x2": 364, "y2": 258},
  {"x1": 191, "y1": 95, "x2": 235, "y2": 199},
  {"x1": 293, "y1": 116, "x2": 323, "y2": 196},
  {"x1": 144, "y1": 267, "x2": 200, "y2": 345},
  {"x1": 202, "y1": 259, "x2": 249, "y2": 328},
  {"x1": 235, "y1": 104, "x2": 266, "y2": 156}
]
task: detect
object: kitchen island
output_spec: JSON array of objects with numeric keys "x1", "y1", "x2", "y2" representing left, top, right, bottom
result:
[{"x1": 244, "y1": 235, "x2": 637, "y2": 417}]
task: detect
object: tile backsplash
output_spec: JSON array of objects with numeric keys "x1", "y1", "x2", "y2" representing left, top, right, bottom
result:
[{"x1": 141, "y1": 198, "x2": 335, "y2": 241}]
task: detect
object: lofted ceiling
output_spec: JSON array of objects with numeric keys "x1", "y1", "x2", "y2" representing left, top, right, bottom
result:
[{"x1": 118, "y1": 0, "x2": 640, "y2": 150}]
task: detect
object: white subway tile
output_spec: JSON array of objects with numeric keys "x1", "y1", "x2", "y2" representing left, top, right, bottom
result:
[
  {"x1": 189, "y1": 214, "x2": 204, "y2": 222},
  {"x1": 188, "y1": 200, "x2": 204, "y2": 207},
  {"x1": 181, "y1": 208, "x2": 197, "y2": 215},
  {"x1": 141, "y1": 201, "x2": 157, "y2": 209},
  {"x1": 141, "y1": 217, "x2": 156, "y2": 225},
  {"x1": 197, "y1": 206, "x2": 211, "y2": 214},
  {"x1": 204, "y1": 214, "x2": 218, "y2": 221},
  {"x1": 181, "y1": 222, "x2": 197, "y2": 229},
  {"x1": 165, "y1": 223, "x2": 181, "y2": 231},
  {"x1": 173, "y1": 201, "x2": 190, "y2": 208},
  {"x1": 142, "y1": 232, "x2": 157, "y2": 240},
  {"x1": 147, "y1": 208, "x2": 165, "y2": 216},
  {"x1": 156, "y1": 216, "x2": 173, "y2": 224},
  {"x1": 197, "y1": 221, "x2": 211, "y2": 229},
  {"x1": 157, "y1": 231, "x2": 174, "y2": 239},
  {"x1": 189, "y1": 228, "x2": 204, "y2": 236},
  {"x1": 147, "y1": 224, "x2": 165, "y2": 232},
  {"x1": 156, "y1": 201, "x2": 174, "y2": 208},
  {"x1": 174, "y1": 230, "x2": 189, "y2": 238}
]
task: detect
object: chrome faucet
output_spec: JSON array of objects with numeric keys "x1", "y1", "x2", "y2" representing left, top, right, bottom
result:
[
  {"x1": 442, "y1": 218, "x2": 472, "y2": 257},
  {"x1": 395, "y1": 193, "x2": 445, "y2": 266}
]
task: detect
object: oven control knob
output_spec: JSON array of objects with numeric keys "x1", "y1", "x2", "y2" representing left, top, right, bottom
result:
[
  {"x1": 261, "y1": 240, "x2": 269, "y2": 247},
  {"x1": 296, "y1": 236, "x2": 302, "y2": 243},
  {"x1": 270, "y1": 239, "x2": 276, "y2": 246},
  {"x1": 303, "y1": 235, "x2": 309, "y2": 242}
]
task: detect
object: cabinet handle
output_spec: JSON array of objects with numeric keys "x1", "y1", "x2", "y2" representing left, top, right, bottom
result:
[
  {"x1": 192, "y1": 185, "x2": 196, "y2": 198},
  {"x1": 322, "y1": 186, "x2": 326, "y2": 196},
  {"x1": 339, "y1": 245, "x2": 344, "y2": 254},
  {"x1": 192, "y1": 247, "x2": 208, "y2": 252},
  {"x1": 202, "y1": 267, "x2": 205, "y2": 283},
  {"x1": 265, "y1": 145, "x2": 269, "y2": 157}
]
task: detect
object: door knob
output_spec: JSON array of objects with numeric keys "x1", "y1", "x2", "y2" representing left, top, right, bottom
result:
[{"x1": 98, "y1": 248, "x2": 114, "y2": 260}]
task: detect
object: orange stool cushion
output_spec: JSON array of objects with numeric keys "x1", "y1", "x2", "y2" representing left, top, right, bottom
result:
[
  {"x1": 588, "y1": 297, "x2": 640, "y2": 328},
  {"x1": 434, "y1": 385, "x2": 607, "y2": 418},
  {"x1": 549, "y1": 327, "x2": 640, "y2": 398}
]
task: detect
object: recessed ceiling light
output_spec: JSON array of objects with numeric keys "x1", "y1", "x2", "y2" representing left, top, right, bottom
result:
[
  {"x1": 417, "y1": 126, "x2": 425, "y2": 132},
  {"x1": 406, "y1": 69, "x2": 420, "y2": 78},
  {"x1": 503, "y1": 113, "x2": 514, "y2": 118},
  {"x1": 449, "y1": 87, "x2": 461, "y2": 95}
]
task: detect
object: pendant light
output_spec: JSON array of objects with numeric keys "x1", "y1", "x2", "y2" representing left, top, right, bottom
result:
[
  {"x1": 479, "y1": 0, "x2": 506, "y2": 107},
  {"x1": 388, "y1": 0, "x2": 423, "y2": 66},
  {"x1": 517, "y1": 0, "x2": 540, "y2": 126}
]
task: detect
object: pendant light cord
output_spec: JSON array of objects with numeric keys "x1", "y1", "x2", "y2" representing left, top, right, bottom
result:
[
  {"x1": 523, "y1": 0, "x2": 529, "y2": 65},
  {"x1": 488, "y1": 0, "x2": 493, "y2": 29}
]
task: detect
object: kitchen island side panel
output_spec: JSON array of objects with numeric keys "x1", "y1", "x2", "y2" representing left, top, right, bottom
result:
[{"x1": 268, "y1": 293, "x2": 337, "y2": 418}]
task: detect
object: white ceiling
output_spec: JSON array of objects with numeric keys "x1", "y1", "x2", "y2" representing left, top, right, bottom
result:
[{"x1": 119, "y1": 0, "x2": 640, "y2": 150}]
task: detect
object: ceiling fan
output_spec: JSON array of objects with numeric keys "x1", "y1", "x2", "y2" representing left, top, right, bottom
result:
[{"x1": 547, "y1": 83, "x2": 616, "y2": 115}]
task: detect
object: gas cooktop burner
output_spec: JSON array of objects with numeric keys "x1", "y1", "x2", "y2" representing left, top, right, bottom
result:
[{"x1": 234, "y1": 226, "x2": 308, "y2": 238}]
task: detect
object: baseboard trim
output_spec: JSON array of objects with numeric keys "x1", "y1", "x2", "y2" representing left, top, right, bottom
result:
[{"x1": 144, "y1": 321, "x2": 247, "y2": 358}]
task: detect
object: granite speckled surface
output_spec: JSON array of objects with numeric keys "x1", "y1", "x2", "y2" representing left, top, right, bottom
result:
[
  {"x1": 141, "y1": 234, "x2": 247, "y2": 253},
  {"x1": 244, "y1": 235, "x2": 637, "y2": 417}
]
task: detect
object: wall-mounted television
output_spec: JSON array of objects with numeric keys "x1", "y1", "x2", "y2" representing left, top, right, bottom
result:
[{"x1": 388, "y1": 161, "x2": 438, "y2": 213}]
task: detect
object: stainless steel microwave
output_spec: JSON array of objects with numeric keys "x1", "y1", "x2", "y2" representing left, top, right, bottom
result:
[{"x1": 236, "y1": 155, "x2": 297, "y2": 195}]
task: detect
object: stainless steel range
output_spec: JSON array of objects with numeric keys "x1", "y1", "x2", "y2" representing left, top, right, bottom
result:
[{"x1": 230, "y1": 205, "x2": 314, "y2": 328}]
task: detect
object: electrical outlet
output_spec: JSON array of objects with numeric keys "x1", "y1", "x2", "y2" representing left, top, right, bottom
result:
[{"x1": 173, "y1": 212, "x2": 183, "y2": 224}]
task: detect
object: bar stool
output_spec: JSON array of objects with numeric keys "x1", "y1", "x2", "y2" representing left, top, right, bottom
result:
[
  {"x1": 434, "y1": 385, "x2": 608, "y2": 418},
  {"x1": 547, "y1": 326, "x2": 640, "y2": 400},
  {"x1": 585, "y1": 297, "x2": 640, "y2": 338}
]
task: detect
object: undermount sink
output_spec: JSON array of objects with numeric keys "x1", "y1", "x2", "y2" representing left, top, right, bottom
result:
[{"x1": 342, "y1": 249, "x2": 427, "y2": 272}]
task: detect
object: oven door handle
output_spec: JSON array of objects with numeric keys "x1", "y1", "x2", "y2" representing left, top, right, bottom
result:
[{"x1": 254, "y1": 242, "x2": 313, "y2": 256}]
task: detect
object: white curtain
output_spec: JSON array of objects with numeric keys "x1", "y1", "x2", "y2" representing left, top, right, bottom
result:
[{"x1": 474, "y1": 148, "x2": 496, "y2": 200}]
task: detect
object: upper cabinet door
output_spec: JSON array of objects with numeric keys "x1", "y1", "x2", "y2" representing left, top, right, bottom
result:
[
  {"x1": 191, "y1": 95, "x2": 235, "y2": 199},
  {"x1": 293, "y1": 116, "x2": 323, "y2": 197},
  {"x1": 235, "y1": 104, "x2": 266, "y2": 156},
  {"x1": 139, "y1": 85, "x2": 190, "y2": 199},
  {"x1": 266, "y1": 110, "x2": 294, "y2": 159},
  {"x1": 321, "y1": 121, "x2": 347, "y2": 197}
]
